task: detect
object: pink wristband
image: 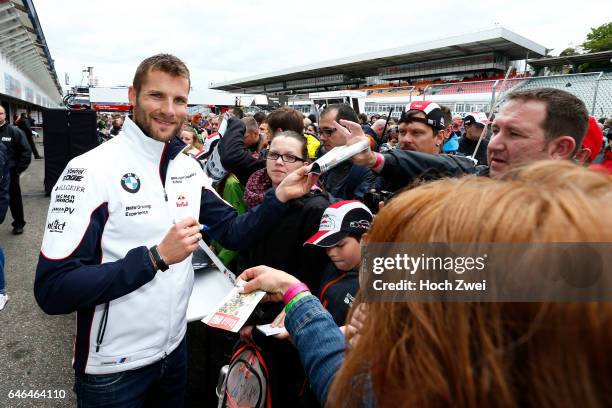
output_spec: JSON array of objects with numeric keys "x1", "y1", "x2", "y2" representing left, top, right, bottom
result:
[
  {"x1": 283, "y1": 282, "x2": 309, "y2": 305},
  {"x1": 370, "y1": 153, "x2": 383, "y2": 170}
]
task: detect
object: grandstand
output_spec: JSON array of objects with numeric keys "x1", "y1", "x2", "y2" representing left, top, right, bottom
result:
[
  {"x1": 212, "y1": 27, "x2": 611, "y2": 117},
  {"x1": 288, "y1": 72, "x2": 612, "y2": 118},
  {"x1": 594, "y1": 73, "x2": 612, "y2": 118},
  {"x1": 421, "y1": 72, "x2": 612, "y2": 117},
  {"x1": 512, "y1": 72, "x2": 612, "y2": 118},
  {"x1": 211, "y1": 28, "x2": 546, "y2": 95}
]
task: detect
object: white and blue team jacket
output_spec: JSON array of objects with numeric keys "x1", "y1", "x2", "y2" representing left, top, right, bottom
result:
[{"x1": 35, "y1": 117, "x2": 287, "y2": 375}]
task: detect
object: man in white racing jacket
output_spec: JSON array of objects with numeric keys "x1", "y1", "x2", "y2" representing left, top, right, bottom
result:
[{"x1": 34, "y1": 54, "x2": 317, "y2": 408}]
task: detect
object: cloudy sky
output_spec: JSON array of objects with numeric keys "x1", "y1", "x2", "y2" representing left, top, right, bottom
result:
[{"x1": 34, "y1": 0, "x2": 609, "y2": 96}]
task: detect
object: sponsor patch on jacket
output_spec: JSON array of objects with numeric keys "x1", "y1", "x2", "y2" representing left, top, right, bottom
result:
[
  {"x1": 176, "y1": 194, "x2": 188, "y2": 207},
  {"x1": 56, "y1": 194, "x2": 75, "y2": 203},
  {"x1": 51, "y1": 206, "x2": 75, "y2": 215},
  {"x1": 125, "y1": 204, "x2": 151, "y2": 217},
  {"x1": 62, "y1": 167, "x2": 86, "y2": 182},
  {"x1": 55, "y1": 184, "x2": 85, "y2": 193},
  {"x1": 47, "y1": 219, "x2": 66, "y2": 233},
  {"x1": 121, "y1": 173, "x2": 141, "y2": 193},
  {"x1": 170, "y1": 172, "x2": 196, "y2": 184},
  {"x1": 101, "y1": 357, "x2": 129, "y2": 366}
]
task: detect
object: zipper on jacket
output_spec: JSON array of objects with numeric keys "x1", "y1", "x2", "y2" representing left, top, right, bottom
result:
[{"x1": 95, "y1": 302, "x2": 110, "y2": 352}]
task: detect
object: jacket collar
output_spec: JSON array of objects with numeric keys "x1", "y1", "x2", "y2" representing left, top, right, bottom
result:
[{"x1": 120, "y1": 116, "x2": 187, "y2": 185}]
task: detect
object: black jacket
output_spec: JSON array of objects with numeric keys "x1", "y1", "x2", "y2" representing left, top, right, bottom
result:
[
  {"x1": 322, "y1": 160, "x2": 377, "y2": 201},
  {"x1": 17, "y1": 117, "x2": 33, "y2": 138},
  {"x1": 379, "y1": 150, "x2": 487, "y2": 192},
  {"x1": 240, "y1": 190, "x2": 330, "y2": 407},
  {"x1": 319, "y1": 263, "x2": 358, "y2": 326},
  {"x1": 0, "y1": 142, "x2": 9, "y2": 223},
  {"x1": 240, "y1": 190, "x2": 330, "y2": 292},
  {"x1": 218, "y1": 117, "x2": 265, "y2": 185},
  {"x1": 458, "y1": 136, "x2": 488, "y2": 166},
  {"x1": 0, "y1": 122, "x2": 31, "y2": 173}
]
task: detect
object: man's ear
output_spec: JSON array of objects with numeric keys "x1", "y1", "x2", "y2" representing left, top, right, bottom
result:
[
  {"x1": 574, "y1": 147, "x2": 592, "y2": 165},
  {"x1": 547, "y1": 135, "x2": 577, "y2": 160},
  {"x1": 434, "y1": 129, "x2": 446, "y2": 146},
  {"x1": 128, "y1": 86, "x2": 137, "y2": 107}
]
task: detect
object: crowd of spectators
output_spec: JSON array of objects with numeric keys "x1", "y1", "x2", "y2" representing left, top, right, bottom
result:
[
  {"x1": 183, "y1": 85, "x2": 612, "y2": 406},
  {"x1": 26, "y1": 53, "x2": 612, "y2": 408}
]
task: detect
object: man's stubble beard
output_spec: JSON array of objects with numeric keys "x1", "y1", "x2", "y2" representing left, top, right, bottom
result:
[{"x1": 132, "y1": 102, "x2": 181, "y2": 143}]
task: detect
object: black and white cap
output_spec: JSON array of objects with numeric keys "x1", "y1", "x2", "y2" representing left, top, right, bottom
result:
[{"x1": 305, "y1": 200, "x2": 373, "y2": 247}]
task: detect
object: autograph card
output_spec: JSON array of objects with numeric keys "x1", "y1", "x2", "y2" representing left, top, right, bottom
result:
[
  {"x1": 256, "y1": 324, "x2": 288, "y2": 337},
  {"x1": 202, "y1": 280, "x2": 265, "y2": 332}
]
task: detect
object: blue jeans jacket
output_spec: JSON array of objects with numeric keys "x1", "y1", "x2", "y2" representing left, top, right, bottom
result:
[{"x1": 285, "y1": 295, "x2": 375, "y2": 407}]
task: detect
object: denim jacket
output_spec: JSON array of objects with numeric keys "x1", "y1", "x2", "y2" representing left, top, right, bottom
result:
[{"x1": 285, "y1": 295, "x2": 375, "y2": 407}]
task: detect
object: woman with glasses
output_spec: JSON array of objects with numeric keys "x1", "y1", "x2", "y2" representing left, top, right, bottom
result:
[
  {"x1": 239, "y1": 130, "x2": 330, "y2": 407},
  {"x1": 242, "y1": 130, "x2": 329, "y2": 295}
]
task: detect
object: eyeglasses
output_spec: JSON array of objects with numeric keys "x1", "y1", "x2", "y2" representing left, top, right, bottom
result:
[
  {"x1": 266, "y1": 151, "x2": 305, "y2": 163},
  {"x1": 319, "y1": 127, "x2": 337, "y2": 136}
]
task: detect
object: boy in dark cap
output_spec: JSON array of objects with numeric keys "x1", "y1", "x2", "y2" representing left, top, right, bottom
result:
[{"x1": 305, "y1": 200, "x2": 373, "y2": 325}]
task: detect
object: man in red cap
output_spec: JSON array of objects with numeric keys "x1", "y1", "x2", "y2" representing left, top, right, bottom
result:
[
  {"x1": 576, "y1": 116, "x2": 603, "y2": 165},
  {"x1": 578, "y1": 115, "x2": 612, "y2": 174},
  {"x1": 397, "y1": 101, "x2": 447, "y2": 155}
]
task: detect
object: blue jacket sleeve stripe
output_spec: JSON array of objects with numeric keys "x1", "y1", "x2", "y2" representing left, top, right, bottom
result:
[
  {"x1": 34, "y1": 202, "x2": 157, "y2": 315},
  {"x1": 74, "y1": 307, "x2": 95, "y2": 372}
]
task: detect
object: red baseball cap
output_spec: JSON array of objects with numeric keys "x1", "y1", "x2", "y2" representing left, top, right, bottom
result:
[{"x1": 582, "y1": 116, "x2": 603, "y2": 163}]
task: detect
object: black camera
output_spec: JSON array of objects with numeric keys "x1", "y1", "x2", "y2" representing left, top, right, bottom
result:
[{"x1": 363, "y1": 189, "x2": 394, "y2": 214}]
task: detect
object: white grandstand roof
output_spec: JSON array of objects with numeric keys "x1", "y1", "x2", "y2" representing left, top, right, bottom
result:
[
  {"x1": 211, "y1": 27, "x2": 548, "y2": 91},
  {"x1": 0, "y1": 0, "x2": 62, "y2": 98}
]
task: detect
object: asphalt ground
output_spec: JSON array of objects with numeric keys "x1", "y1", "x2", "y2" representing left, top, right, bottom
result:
[{"x1": 0, "y1": 140, "x2": 75, "y2": 407}]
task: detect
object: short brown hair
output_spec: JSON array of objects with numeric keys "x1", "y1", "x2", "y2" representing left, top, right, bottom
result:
[
  {"x1": 266, "y1": 107, "x2": 303, "y2": 135},
  {"x1": 253, "y1": 111, "x2": 267, "y2": 125},
  {"x1": 132, "y1": 53, "x2": 190, "y2": 94},
  {"x1": 506, "y1": 88, "x2": 588, "y2": 153}
]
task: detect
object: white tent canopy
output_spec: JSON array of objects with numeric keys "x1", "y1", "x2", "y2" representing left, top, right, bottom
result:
[
  {"x1": 189, "y1": 88, "x2": 268, "y2": 106},
  {"x1": 89, "y1": 87, "x2": 129, "y2": 104},
  {"x1": 89, "y1": 86, "x2": 268, "y2": 107}
]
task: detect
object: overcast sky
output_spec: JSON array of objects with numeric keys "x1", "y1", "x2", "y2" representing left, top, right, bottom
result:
[{"x1": 34, "y1": 0, "x2": 610, "y2": 96}]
